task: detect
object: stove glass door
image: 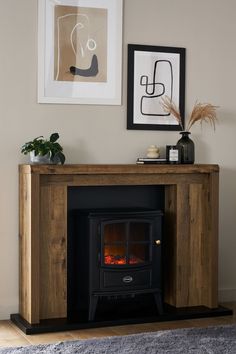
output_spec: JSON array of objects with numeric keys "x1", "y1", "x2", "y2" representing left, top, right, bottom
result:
[{"x1": 102, "y1": 219, "x2": 151, "y2": 267}]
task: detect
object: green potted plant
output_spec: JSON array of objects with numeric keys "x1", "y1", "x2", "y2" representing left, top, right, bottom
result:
[{"x1": 21, "y1": 132, "x2": 65, "y2": 164}]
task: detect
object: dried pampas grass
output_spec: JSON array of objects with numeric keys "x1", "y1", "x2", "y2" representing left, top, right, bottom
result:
[
  {"x1": 161, "y1": 96, "x2": 184, "y2": 130},
  {"x1": 161, "y1": 96, "x2": 218, "y2": 131},
  {"x1": 187, "y1": 102, "x2": 218, "y2": 131}
]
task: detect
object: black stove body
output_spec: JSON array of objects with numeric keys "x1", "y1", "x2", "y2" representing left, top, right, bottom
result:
[{"x1": 68, "y1": 209, "x2": 163, "y2": 322}]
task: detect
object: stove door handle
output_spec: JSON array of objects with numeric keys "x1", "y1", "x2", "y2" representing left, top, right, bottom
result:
[{"x1": 122, "y1": 275, "x2": 133, "y2": 283}]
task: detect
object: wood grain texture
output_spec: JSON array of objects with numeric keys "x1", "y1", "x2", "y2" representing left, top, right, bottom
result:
[
  {"x1": 201, "y1": 172, "x2": 219, "y2": 308},
  {"x1": 188, "y1": 183, "x2": 204, "y2": 306},
  {"x1": 40, "y1": 173, "x2": 205, "y2": 187},
  {"x1": 19, "y1": 171, "x2": 40, "y2": 324},
  {"x1": 19, "y1": 164, "x2": 219, "y2": 175},
  {"x1": 175, "y1": 183, "x2": 205, "y2": 307},
  {"x1": 19, "y1": 164, "x2": 219, "y2": 324},
  {"x1": 175, "y1": 183, "x2": 191, "y2": 307},
  {"x1": 40, "y1": 185, "x2": 67, "y2": 319},
  {"x1": 164, "y1": 185, "x2": 177, "y2": 306},
  {"x1": 164, "y1": 176, "x2": 218, "y2": 308}
]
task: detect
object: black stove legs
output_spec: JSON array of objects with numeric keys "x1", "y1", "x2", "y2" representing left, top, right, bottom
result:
[
  {"x1": 88, "y1": 290, "x2": 163, "y2": 321},
  {"x1": 89, "y1": 295, "x2": 99, "y2": 321}
]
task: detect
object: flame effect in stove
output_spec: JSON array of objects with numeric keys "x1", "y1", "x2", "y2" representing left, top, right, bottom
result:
[{"x1": 104, "y1": 255, "x2": 143, "y2": 265}]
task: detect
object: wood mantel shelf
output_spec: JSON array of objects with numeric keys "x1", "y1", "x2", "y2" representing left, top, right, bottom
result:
[
  {"x1": 19, "y1": 163, "x2": 219, "y2": 175},
  {"x1": 18, "y1": 163, "x2": 220, "y2": 327}
]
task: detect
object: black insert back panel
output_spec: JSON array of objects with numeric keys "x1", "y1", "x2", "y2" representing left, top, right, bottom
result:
[{"x1": 68, "y1": 185, "x2": 164, "y2": 211}]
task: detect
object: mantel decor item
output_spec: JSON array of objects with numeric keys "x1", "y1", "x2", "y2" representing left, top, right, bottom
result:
[
  {"x1": 176, "y1": 132, "x2": 195, "y2": 164},
  {"x1": 21, "y1": 133, "x2": 65, "y2": 165},
  {"x1": 166, "y1": 145, "x2": 181, "y2": 164},
  {"x1": 38, "y1": 0, "x2": 123, "y2": 105},
  {"x1": 127, "y1": 44, "x2": 185, "y2": 131},
  {"x1": 161, "y1": 96, "x2": 218, "y2": 164},
  {"x1": 146, "y1": 145, "x2": 160, "y2": 158}
]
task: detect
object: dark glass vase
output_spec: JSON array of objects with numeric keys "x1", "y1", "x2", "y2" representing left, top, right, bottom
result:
[{"x1": 177, "y1": 131, "x2": 195, "y2": 164}]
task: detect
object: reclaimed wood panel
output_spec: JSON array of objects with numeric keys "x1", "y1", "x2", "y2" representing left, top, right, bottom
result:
[
  {"x1": 175, "y1": 183, "x2": 191, "y2": 307},
  {"x1": 19, "y1": 172, "x2": 40, "y2": 324},
  {"x1": 19, "y1": 164, "x2": 219, "y2": 175},
  {"x1": 201, "y1": 172, "x2": 219, "y2": 308},
  {"x1": 165, "y1": 182, "x2": 210, "y2": 308},
  {"x1": 164, "y1": 185, "x2": 177, "y2": 306},
  {"x1": 40, "y1": 173, "x2": 206, "y2": 187},
  {"x1": 188, "y1": 183, "x2": 204, "y2": 306},
  {"x1": 40, "y1": 185, "x2": 67, "y2": 319}
]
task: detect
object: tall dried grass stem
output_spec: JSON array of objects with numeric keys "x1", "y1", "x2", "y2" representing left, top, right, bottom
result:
[
  {"x1": 161, "y1": 96, "x2": 218, "y2": 132},
  {"x1": 161, "y1": 96, "x2": 184, "y2": 130},
  {"x1": 187, "y1": 102, "x2": 218, "y2": 131}
]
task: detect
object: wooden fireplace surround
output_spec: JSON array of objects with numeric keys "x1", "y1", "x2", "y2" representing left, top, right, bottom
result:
[{"x1": 19, "y1": 164, "x2": 219, "y2": 325}]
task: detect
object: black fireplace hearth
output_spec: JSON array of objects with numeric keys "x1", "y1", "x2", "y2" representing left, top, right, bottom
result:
[{"x1": 68, "y1": 209, "x2": 163, "y2": 322}]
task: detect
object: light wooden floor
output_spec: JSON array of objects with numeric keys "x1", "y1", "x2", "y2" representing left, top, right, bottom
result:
[{"x1": 0, "y1": 303, "x2": 235, "y2": 348}]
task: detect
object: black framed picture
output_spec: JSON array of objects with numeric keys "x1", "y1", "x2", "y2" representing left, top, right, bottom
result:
[{"x1": 127, "y1": 44, "x2": 186, "y2": 131}]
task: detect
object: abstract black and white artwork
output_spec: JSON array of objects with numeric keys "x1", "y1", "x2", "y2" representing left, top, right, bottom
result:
[
  {"x1": 127, "y1": 44, "x2": 185, "y2": 130},
  {"x1": 38, "y1": 0, "x2": 123, "y2": 105}
]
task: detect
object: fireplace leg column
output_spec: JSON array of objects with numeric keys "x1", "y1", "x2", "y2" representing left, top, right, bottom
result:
[{"x1": 89, "y1": 295, "x2": 98, "y2": 321}]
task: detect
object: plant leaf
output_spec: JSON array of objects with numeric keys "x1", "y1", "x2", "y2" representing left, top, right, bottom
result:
[
  {"x1": 50, "y1": 133, "x2": 59, "y2": 143},
  {"x1": 56, "y1": 151, "x2": 66, "y2": 165}
]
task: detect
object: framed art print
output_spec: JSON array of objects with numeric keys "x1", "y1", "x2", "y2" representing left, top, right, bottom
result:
[
  {"x1": 38, "y1": 0, "x2": 123, "y2": 105},
  {"x1": 127, "y1": 44, "x2": 186, "y2": 130}
]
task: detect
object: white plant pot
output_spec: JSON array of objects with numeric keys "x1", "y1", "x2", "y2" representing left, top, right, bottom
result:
[{"x1": 29, "y1": 151, "x2": 53, "y2": 164}]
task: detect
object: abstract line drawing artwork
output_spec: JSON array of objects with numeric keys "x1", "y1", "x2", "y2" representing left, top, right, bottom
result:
[
  {"x1": 127, "y1": 44, "x2": 186, "y2": 131},
  {"x1": 140, "y1": 60, "x2": 173, "y2": 116},
  {"x1": 54, "y1": 5, "x2": 107, "y2": 83}
]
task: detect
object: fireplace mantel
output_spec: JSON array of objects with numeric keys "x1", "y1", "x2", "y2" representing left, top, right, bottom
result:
[
  {"x1": 19, "y1": 163, "x2": 219, "y2": 175},
  {"x1": 17, "y1": 164, "x2": 220, "y2": 328}
]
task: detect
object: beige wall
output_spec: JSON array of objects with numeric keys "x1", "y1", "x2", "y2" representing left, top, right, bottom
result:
[{"x1": 0, "y1": 0, "x2": 236, "y2": 319}]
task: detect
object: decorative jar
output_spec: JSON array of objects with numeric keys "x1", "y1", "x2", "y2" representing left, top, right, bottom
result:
[{"x1": 176, "y1": 132, "x2": 195, "y2": 164}]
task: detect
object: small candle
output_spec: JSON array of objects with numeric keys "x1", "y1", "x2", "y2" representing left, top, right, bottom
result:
[{"x1": 166, "y1": 145, "x2": 181, "y2": 164}]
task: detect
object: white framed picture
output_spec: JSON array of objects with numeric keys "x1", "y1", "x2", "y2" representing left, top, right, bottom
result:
[{"x1": 38, "y1": 0, "x2": 123, "y2": 105}]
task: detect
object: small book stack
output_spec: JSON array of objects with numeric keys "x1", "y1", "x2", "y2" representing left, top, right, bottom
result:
[{"x1": 136, "y1": 158, "x2": 167, "y2": 164}]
